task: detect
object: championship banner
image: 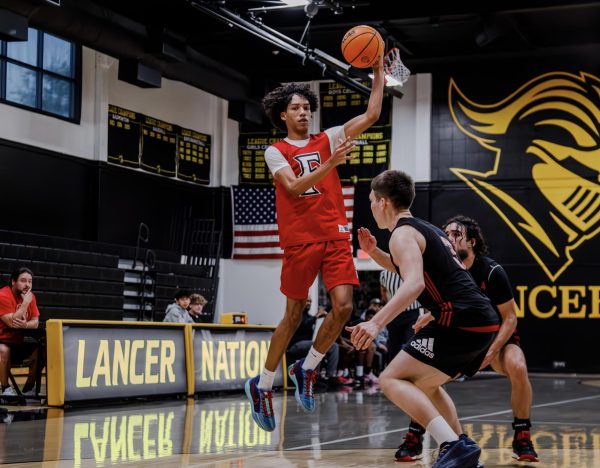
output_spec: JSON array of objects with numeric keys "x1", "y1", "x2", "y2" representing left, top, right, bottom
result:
[
  {"x1": 176, "y1": 127, "x2": 211, "y2": 184},
  {"x1": 107, "y1": 105, "x2": 140, "y2": 167},
  {"x1": 140, "y1": 115, "x2": 177, "y2": 176},
  {"x1": 192, "y1": 326, "x2": 284, "y2": 392},
  {"x1": 47, "y1": 321, "x2": 189, "y2": 405},
  {"x1": 238, "y1": 126, "x2": 286, "y2": 185},
  {"x1": 319, "y1": 81, "x2": 391, "y2": 183}
]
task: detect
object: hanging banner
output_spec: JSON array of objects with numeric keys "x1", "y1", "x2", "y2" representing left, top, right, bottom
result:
[
  {"x1": 319, "y1": 81, "x2": 391, "y2": 183},
  {"x1": 176, "y1": 127, "x2": 211, "y2": 184},
  {"x1": 107, "y1": 105, "x2": 140, "y2": 167},
  {"x1": 140, "y1": 116, "x2": 177, "y2": 177}
]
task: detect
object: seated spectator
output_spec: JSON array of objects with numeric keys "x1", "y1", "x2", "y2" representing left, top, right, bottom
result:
[
  {"x1": 163, "y1": 289, "x2": 193, "y2": 323},
  {"x1": 0, "y1": 268, "x2": 40, "y2": 398},
  {"x1": 360, "y1": 297, "x2": 382, "y2": 320},
  {"x1": 188, "y1": 293, "x2": 207, "y2": 321},
  {"x1": 287, "y1": 298, "x2": 344, "y2": 387}
]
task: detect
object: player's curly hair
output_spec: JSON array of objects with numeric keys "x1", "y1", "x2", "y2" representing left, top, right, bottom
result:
[
  {"x1": 442, "y1": 214, "x2": 489, "y2": 256},
  {"x1": 262, "y1": 83, "x2": 319, "y2": 130}
]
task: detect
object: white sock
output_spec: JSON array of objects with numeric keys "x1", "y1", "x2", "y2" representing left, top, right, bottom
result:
[
  {"x1": 343, "y1": 368, "x2": 349, "y2": 377},
  {"x1": 426, "y1": 416, "x2": 459, "y2": 446},
  {"x1": 302, "y1": 346, "x2": 325, "y2": 370},
  {"x1": 257, "y1": 368, "x2": 276, "y2": 390},
  {"x1": 356, "y1": 365, "x2": 364, "y2": 377}
]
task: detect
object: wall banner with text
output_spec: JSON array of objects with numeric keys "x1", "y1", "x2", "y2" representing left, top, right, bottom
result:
[
  {"x1": 319, "y1": 81, "x2": 392, "y2": 183},
  {"x1": 107, "y1": 105, "x2": 211, "y2": 185},
  {"x1": 192, "y1": 326, "x2": 284, "y2": 392}
]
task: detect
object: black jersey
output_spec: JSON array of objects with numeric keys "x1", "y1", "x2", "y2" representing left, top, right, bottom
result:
[
  {"x1": 469, "y1": 256, "x2": 515, "y2": 319},
  {"x1": 391, "y1": 217, "x2": 499, "y2": 331}
]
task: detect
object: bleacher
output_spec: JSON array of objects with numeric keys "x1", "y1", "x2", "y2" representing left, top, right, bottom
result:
[{"x1": 0, "y1": 227, "x2": 219, "y2": 323}]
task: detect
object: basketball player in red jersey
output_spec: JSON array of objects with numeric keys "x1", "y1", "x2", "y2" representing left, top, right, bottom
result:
[
  {"x1": 351, "y1": 170, "x2": 499, "y2": 468},
  {"x1": 244, "y1": 55, "x2": 384, "y2": 432}
]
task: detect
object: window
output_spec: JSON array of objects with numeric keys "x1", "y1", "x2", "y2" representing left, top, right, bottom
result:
[{"x1": 0, "y1": 28, "x2": 81, "y2": 121}]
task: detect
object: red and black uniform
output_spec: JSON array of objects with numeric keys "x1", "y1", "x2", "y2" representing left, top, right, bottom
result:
[
  {"x1": 392, "y1": 217, "x2": 500, "y2": 377},
  {"x1": 469, "y1": 255, "x2": 521, "y2": 346},
  {"x1": 270, "y1": 131, "x2": 358, "y2": 299}
]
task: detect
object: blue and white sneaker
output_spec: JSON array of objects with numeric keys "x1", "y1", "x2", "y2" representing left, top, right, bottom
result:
[
  {"x1": 432, "y1": 434, "x2": 481, "y2": 468},
  {"x1": 244, "y1": 376, "x2": 276, "y2": 432},
  {"x1": 288, "y1": 358, "x2": 318, "y2": 412}
]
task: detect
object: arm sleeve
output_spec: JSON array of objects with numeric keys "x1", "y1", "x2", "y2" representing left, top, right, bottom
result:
[
  {"x1": 264, "y1": 145, "x2": 290, "y2": 176},
  {"x1": 487, "y1": 264, "x2": 514, "y2": 305},
  {"x1": 324, "y1": 126, "x2": 345, "y2": 153}
]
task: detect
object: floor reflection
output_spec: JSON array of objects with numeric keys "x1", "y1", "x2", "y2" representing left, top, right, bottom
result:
[{"x1": 0, "y1": 376, "x2": 598, "y2": 467}]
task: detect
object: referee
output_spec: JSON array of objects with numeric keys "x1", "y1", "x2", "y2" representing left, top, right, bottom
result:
[{"x1": 379, "y1": 269, "x2": 422, "y2": 360}]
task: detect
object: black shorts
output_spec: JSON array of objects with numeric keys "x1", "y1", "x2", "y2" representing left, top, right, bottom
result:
[
  {"x1": 0, "y1": 342, "x2": 38, "y2": 364},
  {"x1": 506, "y1": 331, "x2": 521, "y2": 347},
  {"x1": 402, "y1": 324, "x2": 496, "y2": 378}
]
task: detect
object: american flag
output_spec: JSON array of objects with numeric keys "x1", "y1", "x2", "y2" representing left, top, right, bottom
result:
[{"x1": 232, "y1": 185, "x2": 355, "y2": 260}]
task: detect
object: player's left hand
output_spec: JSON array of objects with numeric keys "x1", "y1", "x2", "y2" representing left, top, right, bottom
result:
[{"x1": 346, "y1": 321, "x2": 380, "y2": 350}]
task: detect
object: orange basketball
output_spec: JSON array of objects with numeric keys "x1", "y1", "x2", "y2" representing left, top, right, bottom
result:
[{"x1": 341, "y1": 25, "x2": 384, "y2": 68}]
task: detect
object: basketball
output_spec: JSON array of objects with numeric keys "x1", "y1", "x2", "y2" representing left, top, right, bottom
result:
[{"x1": 341, "y1": 25, "x2": 384, "y2": 68}]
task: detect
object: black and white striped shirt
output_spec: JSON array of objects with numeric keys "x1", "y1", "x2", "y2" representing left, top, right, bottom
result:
[{"x1": 380, "y1": 269, "x2": 421, "y2": 311}]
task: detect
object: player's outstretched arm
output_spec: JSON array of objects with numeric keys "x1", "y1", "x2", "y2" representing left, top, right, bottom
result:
[{"x1": 343, "y1": 54, "x2": 385, "y2": 139}]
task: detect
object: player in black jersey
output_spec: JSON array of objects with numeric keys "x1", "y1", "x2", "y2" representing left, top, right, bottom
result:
[
  {"x1": 350, "y1": 170, "x2": 499, "y2": 468},
  {"x1": 445, "y1": 215, "x2": 539, "y2": 462},
  {"x1": 394, "y1": 215, "x2": 540, "y2": 463}
]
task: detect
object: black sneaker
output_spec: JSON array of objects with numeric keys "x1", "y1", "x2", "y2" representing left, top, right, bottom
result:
[
  {"x1": 512, "y1": 430, "x2": 539, "y2": 462},
  {"x1": 395, "y1": 431, "x2": 423, "y2": 461}
]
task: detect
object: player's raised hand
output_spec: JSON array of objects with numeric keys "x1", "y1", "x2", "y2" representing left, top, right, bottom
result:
[
  {"x1": 330, "y1": 136, "x2": 356, "y2": 166},
  {"x1": 357, "y1": 227, "x2": 377, "y2": 255}
]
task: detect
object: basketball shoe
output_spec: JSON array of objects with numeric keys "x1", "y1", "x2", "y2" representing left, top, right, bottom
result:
[
  {"x1": 288, "y1": 358, "x2": 318, "y2": 412},
  {"x1": 432, "y1": 434, "x2": 481, "y2": 468},
  {"x1": 244, "y1": 376, "x2": 275, "y2": 432},
  {"x1": 395, "y1": 431, "x2": 424, "y2": 461},
  {"x1": 512, "y1": 430, "x2": 539, "y2": 462}
]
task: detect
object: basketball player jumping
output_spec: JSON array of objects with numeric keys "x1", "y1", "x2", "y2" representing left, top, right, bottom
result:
[
  {"x1": 351, "y1": 170, "x2": 499, "y2": 468},
  {"x1": 244, "y1": 55, "x2": 384, "y2": 431}
]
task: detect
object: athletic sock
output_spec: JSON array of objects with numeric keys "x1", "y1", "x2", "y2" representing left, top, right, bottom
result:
[
  {"x1": 257, "y1": 368, "x2": 276, "y2": 390},
  {"x1": 512, "y1": 418, "x2": 532, "y2": 434},
  {"x1": 426, "y1": 416, "x2": 459, "y2": 446},
  {"x1": 356, "y1": 365, "x2": 364, "y2": 377},
  {"x1": 302, "y1": 346, "x2": 325, "y2": 370},
  {"x1": 409, "y1": 421, "x2": 426, "y2": 435}
]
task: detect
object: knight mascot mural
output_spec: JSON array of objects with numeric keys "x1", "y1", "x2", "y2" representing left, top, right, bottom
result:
[{"x1": 448, "y1": 72, "x2": 600, "y2": 282}]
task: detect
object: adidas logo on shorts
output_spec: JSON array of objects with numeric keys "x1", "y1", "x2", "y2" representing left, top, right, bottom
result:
[{"x1": 410, "y1": 338, "x2": 435, "y2": 358}]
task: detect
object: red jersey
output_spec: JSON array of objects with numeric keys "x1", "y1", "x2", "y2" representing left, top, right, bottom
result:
[
  {"x1": 270, "y1": 130, "x2": 350, "y2": 248},
  {"x1": 0, "y1": 286, "x2": 40, "y2": 344}
]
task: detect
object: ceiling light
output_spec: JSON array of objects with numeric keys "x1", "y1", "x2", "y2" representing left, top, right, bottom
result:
[{"x1": 281, "y1": 0, "x2": 308, "y2": 6}]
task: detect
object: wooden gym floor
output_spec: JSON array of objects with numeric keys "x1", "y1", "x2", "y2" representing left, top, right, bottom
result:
[{"x1": 0, "y1": 374, "x2": 598, "y2": 467}]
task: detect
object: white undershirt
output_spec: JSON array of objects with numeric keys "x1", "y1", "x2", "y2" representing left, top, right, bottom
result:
[{"x1": 264, "y1": 126, "x2": 345, "y2": 176}]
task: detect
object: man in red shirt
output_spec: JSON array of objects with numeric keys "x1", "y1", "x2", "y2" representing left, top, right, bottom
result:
[
  {"x1": 245, "y1": 55, "x2": 385, "y2": 432},
  {"x1": 0, "y1": 267, "x2": 40, "y2": 397}
]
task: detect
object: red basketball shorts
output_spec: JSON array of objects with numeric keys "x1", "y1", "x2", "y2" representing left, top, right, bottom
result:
[{"x1": 280, "y1": 239, "x2": 359, "y2": 300}]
